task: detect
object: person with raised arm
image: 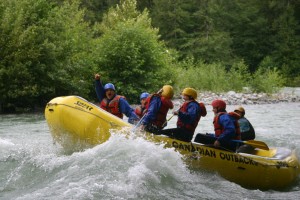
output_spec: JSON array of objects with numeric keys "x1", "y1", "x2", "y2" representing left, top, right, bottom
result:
[{"x1": 94, "y1": 73, "x2": 139, "y2": 124}]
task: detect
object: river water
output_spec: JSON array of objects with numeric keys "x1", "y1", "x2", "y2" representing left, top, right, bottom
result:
[{"x1": 0, "y1": 103, "x2": 300, "y2": 200}]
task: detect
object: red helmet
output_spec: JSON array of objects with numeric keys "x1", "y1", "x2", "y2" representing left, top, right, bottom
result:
[{"x1": 211, "y1": 100, "x2": 226, "y2": 110}]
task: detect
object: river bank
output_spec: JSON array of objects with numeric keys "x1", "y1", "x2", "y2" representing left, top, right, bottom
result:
[
  {"x1": 133, "y1": 88, "x2": 300, "y2": 109},
  {"x1": 133, "y1": 87, "x2": 300, "y2": 109},
  {"x1": 191, "y1": 87, "x2": 300, "y2": 105},
  {"x1": 2, "y1": 88, "x2": 299, "y2": 114}
]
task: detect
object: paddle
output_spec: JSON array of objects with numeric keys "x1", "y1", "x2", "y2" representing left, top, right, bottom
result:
[
  {"x1": 131, "y1": 113, "x2": 147, "y2": 133},
  {"x1": 195, "y1": 133, "x2": 269, "y2": 150},
  {"x1": 162, "y1": 114, "x2": 175, "y2": 127},
  {"x1": 162, "y1": 103, "x2": 184, "y2": 128},
  {"x1": 232, "y1": 140, "x2": 269, "y2": 150}
]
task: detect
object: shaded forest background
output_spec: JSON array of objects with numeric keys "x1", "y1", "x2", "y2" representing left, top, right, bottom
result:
[{"x1": 0, "y1": 0, "x2": 299, "y2": 113}]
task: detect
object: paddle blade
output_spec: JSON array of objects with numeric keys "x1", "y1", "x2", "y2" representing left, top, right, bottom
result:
[{"x1": 244, "y1": 140, "x2": 269, "y2": 150}]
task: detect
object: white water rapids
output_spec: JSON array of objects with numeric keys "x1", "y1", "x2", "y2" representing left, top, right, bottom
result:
[{"x1": 0, "y1": 103, "x2": 300, "y2": 199}]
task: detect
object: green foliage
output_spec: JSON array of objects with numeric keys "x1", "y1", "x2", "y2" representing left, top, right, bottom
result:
[
  {"x1": 290, "y1": 75, "x2": 300, "y2": 86},
  {"x1": 172, "y1": 60, "x2": 231, "y2": 92},
  {"x1": 226, "y1": 61, "x2": 252, "y2": 92},
  {"x1": 250, "y1": 58, "x2": 285, "y2": 93},
  {"x1": 172, "y1": 59, "x2": 282, "y2": 94},
  {"x1": 268, "y1": 2, "x2": 300, "y2": 85},
  {"x1": 151, "y1": 0, "x2": 235, "y2": 65},
  {"x1": 98, "y1": 0, "x2": 141, "y2": 33},
  {"x1": 0, "y1": 0, "x2": 96, "y2": 111},
  {"x1": 150, "y1": 0, "x2": 188, "y2": 48},
  {"x1": 186, "y1": 31, "x2": 233, "y2": 65},
  {"x1": 94, "y1": 0, "x2": 173, "y2": 103},
  {"x1": 0, "y1": 0, "x2": 298, "y2": 113},
  {"x1": 210, "y1": 0, "x2": 275, "y2": 71},
  {"x1": 78, "y1": 0, "x2": 119, "y2": 24},
  {"x1": 86, "y1": 0, "x2": 300, "y2": 86}
]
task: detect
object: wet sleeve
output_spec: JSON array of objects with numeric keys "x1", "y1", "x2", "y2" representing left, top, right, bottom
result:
[{"x1": 119, "y1": 98, "x2": 139, "y2": 124}]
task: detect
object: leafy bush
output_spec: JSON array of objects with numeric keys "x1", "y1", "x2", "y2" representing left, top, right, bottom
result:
[
  {"x1": 93, "y1": 0, "x2": 173, "y2": 103},
  {"x1": 250, "y1": 56, "x2": 285, "y2": 93},
  {"x1": 251, "y1": 67, "x2": 285, "y2": 93},
  {"x1": 227, "y1": 61, "x2": 252, "y2": 92},
  {"x1": 0, "y1": 0, "x2": 96, "y2": 111},
  {"x1": 172, "y1": 59, "x2": 251, "y2": 93}
]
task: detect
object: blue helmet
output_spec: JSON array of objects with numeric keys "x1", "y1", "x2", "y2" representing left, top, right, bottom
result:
[
  {"x1": 140, "y1": 92, "x2": 149, "y2": 100},
  {"x1": 104, "y1": 83, "x2": 115, "y2": 91}
]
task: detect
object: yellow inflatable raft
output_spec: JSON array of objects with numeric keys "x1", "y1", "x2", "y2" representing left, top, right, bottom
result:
[{"x1": 45, "y1": 96, "x2": 299, "y2": 190}]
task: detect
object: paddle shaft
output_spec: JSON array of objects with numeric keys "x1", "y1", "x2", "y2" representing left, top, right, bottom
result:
[
  {"x1": 162, "y1": 104, "x2": 184, "y2": 128},
  {"x1": 162, "y1": 114, "x2": 174, "y2": 127},
  {"x1": 131, "y1": 113, "x2": 147, "y2": 132},
  {"x1": 195, "y1": 134, "x2": 269, "y2": 150}
]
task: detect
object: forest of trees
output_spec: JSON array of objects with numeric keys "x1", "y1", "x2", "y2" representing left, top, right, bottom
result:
[{"x1": 0, "y1": 0, "x2": 299, "y2": 112}]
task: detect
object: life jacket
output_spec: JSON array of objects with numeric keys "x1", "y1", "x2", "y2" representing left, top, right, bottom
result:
[
  {"x1": 135, "y1": 105, "x2": 147, "y2": 118},
  {"x1": 199, "y1": 102, "x2": 207, "y2": 117},
  {"x1": 100, "y1": 95, "x2": 125, "y2": 119},
  {"x1": 177, "y1": 101, "x2": 201, "y2": 132},
  {"x1": 213, "y1": 112, "x2": 241, "y2": 139},
  {"x1": 145, "y1": 94, "x2": 173, "y2": 128}
]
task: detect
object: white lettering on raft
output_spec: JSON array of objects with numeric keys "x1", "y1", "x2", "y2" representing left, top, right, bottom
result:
[{"x1": 172, "y1": 141, "x2": 258, "y2": 166}]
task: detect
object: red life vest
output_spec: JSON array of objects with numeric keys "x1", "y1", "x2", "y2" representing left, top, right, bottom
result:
[
  {"x1": 100, "y1": 95, "x2": 125, "y2": 119},
  {"x1": 145, "y1": 94, "x2": 173, "y2": 128},
  {"x1": 199, "y1": 102, "x2": 207, "y2": 117},
  {"x1": 135, "y1": 105, "x2": 147, "y2": 118},
  {"x1": 213, "y1": 112, "x2": 241, "y2": 139},
  {"x1": 177, "y1": 101, "x2": 201, "y2": 133}
]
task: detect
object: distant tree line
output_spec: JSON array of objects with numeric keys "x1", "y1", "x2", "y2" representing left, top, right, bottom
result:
[{"x1": 0, "y1": 0, "x2": 299, "y2": 113}]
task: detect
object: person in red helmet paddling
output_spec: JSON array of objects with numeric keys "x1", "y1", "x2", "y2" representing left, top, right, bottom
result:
[
  {"x1": 194, "y1": 99, "x2": 241, "y2": 151},
  {"x1": 94, "y1": 73, "x2": 139, "y2": 124}
]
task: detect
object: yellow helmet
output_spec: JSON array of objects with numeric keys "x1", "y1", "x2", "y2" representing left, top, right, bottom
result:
[
  {"x1": 234, "y1": 106, "x2": 245, "y2": 114},
  {"x1": 182, "y1": 88, "x2": 197, "y2": 99},
  {"x1": 161, "y1": 85, "x2": 174, "y2": 99}
]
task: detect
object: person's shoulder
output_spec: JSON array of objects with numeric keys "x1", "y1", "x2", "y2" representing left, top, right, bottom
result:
[
  {"x1": 116, "y1": 95, "x2": 126, "y2": 99},
  {"x1": 152, "y1": 95, "x2": 161, "y2": 100},
  {"x1": 117, "y1": 95, "x2": 129, "y2": 103},
  {"x1": 219, "y1": 113, "x2": 231, "y2": 120},
  {"x1": 190, "y1": 100, "x2": 200, "y2": 107},
  {"x1": 239, "y1": 116, "x2": 249, "y2": 121},
  {"x1": 162, "y1": 97, "x2": 173, "y2": 108},
  {"x1": 238, "y1": 117, "x2": 248, "y2": 124},
  {"x1": 151, "y1": 95, "x2": 161, "y2": 102}
]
